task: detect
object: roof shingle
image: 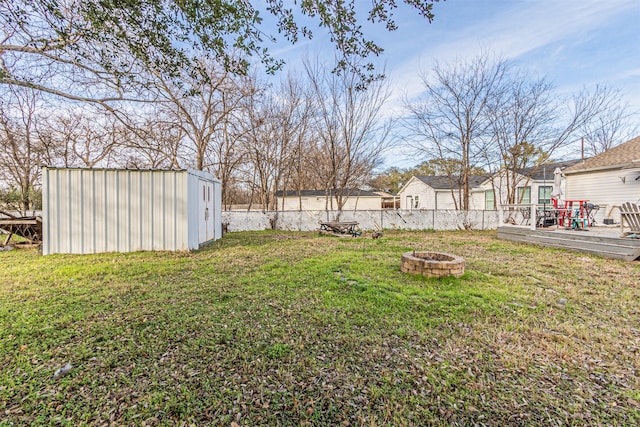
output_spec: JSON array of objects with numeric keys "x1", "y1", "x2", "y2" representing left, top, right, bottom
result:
[
  {"x1": 414, "y1": 175, "x2": 489, "y2": 190},
  {"x1": 518, "y1": 159, "x2": 583, "y2": 180},
  {"x1": 564, "y1": 136, "x2": 640, "y2": 174}
]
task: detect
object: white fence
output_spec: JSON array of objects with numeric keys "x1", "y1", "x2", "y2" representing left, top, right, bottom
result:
[
  {"x1": 1, "y1": 209, "x2": 500, "y2": 236},
  {"x1": 222, "y1": 209, "x2": 500, "y2": 232}
]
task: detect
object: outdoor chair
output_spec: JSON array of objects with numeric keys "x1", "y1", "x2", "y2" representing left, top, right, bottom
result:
[
  {"x1": 620, "y1": 202, "x2": 640, "y2": 237},
  {"x1": 519, "y1": 207, "x2": 531, "y2": 225}
]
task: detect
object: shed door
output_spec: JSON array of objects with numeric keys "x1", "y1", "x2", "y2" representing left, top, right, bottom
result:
[{"x1": 199, "y1": 180, "x2": 215, "y2": 243}]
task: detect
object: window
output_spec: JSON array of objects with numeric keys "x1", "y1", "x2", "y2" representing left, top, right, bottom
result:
[
  {"x1": 538, "y1": 186, "x2": 552, "y2": 205},
  {"x1": 414, "y1": 196, "x2": 419, "y2": 209},
  {"x1": 516, "y1": 186, "x2": 531, "y2": 204},
  {"x1": 485, "y1": 190, "x2": 495, "y2": 210}
]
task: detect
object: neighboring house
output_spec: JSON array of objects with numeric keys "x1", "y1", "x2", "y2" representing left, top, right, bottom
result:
[
  {"x1": 474, "y1": 159, "x2": 583, "y2": 210},
  {"x1": 564, "y1": 136, "x2": 640, "y2": 221},
  {"x1": 398, "y1": 176, "x2": 489, "y2": 210},
  {"x1": 275, "y1": 189, "x2": 397, "y2": 211},
  {"x1": 398, "y1": 161, "x2": 581, "y2": 212}
]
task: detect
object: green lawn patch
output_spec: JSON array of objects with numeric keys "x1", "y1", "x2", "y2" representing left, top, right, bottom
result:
[{"x1": 1, "y1": 230, "x2": 639, "y2": 425}]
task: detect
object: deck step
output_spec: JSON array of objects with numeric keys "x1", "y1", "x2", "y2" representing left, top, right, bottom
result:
[{"x1": 497, "y1": 227, "x2": 640, "y2": 261}]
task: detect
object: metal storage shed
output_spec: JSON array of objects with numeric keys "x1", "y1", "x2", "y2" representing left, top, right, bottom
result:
[{"x1": 42, "y1": 167, "x2": 222, "y2": 255}]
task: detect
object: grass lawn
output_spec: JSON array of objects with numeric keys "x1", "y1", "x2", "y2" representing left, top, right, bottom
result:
[{"x1": 1, "y1": 230, "x2": 639, "y2": 426}]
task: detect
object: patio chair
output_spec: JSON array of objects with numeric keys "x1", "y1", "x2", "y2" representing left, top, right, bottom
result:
[
  {"x1": 519, "y1": 207, "x2": 531, "y2": 225},
  {"x1": 620, "y1": 202, "x2": 640, "y2": 237},
  {"x1": 584, "y1": 203, "x2": 599, "y2": 226}
]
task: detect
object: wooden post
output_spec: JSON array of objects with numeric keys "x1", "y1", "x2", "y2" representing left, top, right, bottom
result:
[{"x1": 530, "y1": 203, "x2": 537, "y2": 230}]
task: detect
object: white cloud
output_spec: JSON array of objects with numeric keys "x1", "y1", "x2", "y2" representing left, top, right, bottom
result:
[{"x1": 388, "y1": 0, "x2": 639, "y2": 101}]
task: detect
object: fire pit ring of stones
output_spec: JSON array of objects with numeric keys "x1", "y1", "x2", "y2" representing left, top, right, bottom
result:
[{"x1": 401, "y1": 251, "x2": 465, "y2": 278}]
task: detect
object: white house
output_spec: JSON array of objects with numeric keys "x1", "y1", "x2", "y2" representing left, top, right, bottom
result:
[
  {"x1": 275, "y1": 189, "x2": 397, "y2": 211},
  {"x1": 564, "y1": 136, "x2": 640, "y2": 222},
  {"x1": 398, "y1": 161, "x2": 580, "y2": 212},
  {"x1": 42, "y1": 168, "x2": 222, "y2": 254},
  {"x1": 473, "y1": 159, "x2": 582, "y2": 210},
  {"x1": 398, "y1": 175, "x2": 489, "y2": 210}
]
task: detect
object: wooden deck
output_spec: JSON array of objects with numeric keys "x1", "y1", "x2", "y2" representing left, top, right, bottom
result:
[
  {"x1": 497, "y1": 226, "x2": 640, "y2": 261},
  {"x1": 0, "y1": 210, "x2": 43, "y2": 246}
]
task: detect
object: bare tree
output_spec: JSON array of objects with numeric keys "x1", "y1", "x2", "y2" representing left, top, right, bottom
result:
[
  {"x1": 278, "y1": 77, "x2": 315, "y2": 211},
  {"x1": 145, "y1": 59, "x2": 260, "y2": 207},
  {"x1": 578, "y1": 86, "x2": 639, "y2": 156},
  {"x1": 0, "y1": 87, "x2": 44, "y2": 213},
  {"x1": 42, "y1": 110, "x2": 124, "y2": 168},
  {"x1": 486, "y1": 73, "x2": 558, "y2": 204},
  {"x1": 239, "y1": 74, "x2": 314, "y2": 211},
  {"x1": 116, "y1": 112, "x2": 186, "y2": 169},
  {"x1": 488, "y1": 79, "x2": 632, "y2": 204},
  {"x1": 303, "y1": 56, "x2": 393, "y2": 212},
  {"x1": 208, "y1": 89, "x2": 254, "y2": 210},
  {"x1": 405, "y1": 54, "x2": 632, "y2": 209},
  {"x1": 404, "y1": 55, "x2": 508, "y2": 210},
  {"x1": 153, "y1": 62, "x2": 231, "y2": 170}
]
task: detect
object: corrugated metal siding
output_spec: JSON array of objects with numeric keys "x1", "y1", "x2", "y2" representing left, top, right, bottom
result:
[
  {"x1": 186, "y1": 172, "x2": 199, "y2": 249},
  {"x1": 43, "y1": 169, "x2": 191, "y2": 254},
  {"x1": 214, "y1": 181, "x2": 222, "y2": 239}
]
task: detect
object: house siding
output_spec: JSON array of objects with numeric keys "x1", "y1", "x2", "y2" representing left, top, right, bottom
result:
[
  {"x1": 566, "y1": 168, "x2": 640, "y2": 221},
  {"x1": 435, "y1": 190, "x2": 460, "y2": 209},
  {"x1": 478, "y1": 173, "x2": 557, "y2": 206},
  {"x1": 398, "y1": 178, "x2": 436, "y2": 209},
  {"x1": 277, "y1": 195, "x2": 382, "y2": 211}
]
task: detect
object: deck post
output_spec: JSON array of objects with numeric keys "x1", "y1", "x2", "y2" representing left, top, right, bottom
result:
[
  {"x1": 498, "y1": 203, "x2": 503, "y2": 225},
  {"x1": 530, "y1": 204, "x2": 537, "y2": 231}
]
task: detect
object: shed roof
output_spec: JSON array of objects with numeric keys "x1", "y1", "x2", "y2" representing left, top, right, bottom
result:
[
  {"x1": 564, "y1": 136, "x2": 640, "y2": 174},
  {"x1": 41, "y1": 166, "x2": 221, "y2": 182}
]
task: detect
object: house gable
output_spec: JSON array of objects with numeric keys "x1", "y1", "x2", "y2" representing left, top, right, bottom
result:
[
  {"x1": 398, "y1": 175, "x2": 489, "y2": 210},
  {"x1": 563, "y1": 137, "x2": 640, "y2": 219},
  {"x1": 397, "y1": 176, "x2": 436, "y2": 209},
  {"x1": 565, "y1": 136, "x2": 640, "y2": 174}
]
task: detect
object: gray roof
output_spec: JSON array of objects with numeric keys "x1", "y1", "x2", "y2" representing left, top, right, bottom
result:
[
  {"x1": 564, "y1": 136, "x2": 640, "y2": 174},
  {"x1": 517, "y1": 159, "x2": 583, "y2": 180},
  {"x1": 276, "y1": 189, "x2": 382, "y2": 198},
  {"x1": 414, "y1": 175, "x2": 489, "y2": 190}
]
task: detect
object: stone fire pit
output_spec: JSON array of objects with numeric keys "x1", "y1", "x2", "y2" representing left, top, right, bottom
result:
[{"x1": 401, "y1": 251, "x2": 465, "y2": 278}]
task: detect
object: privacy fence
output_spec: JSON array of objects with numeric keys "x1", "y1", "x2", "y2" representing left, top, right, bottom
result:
[{"x1": 222, "y1": 209, "x2": 500, "y2": 233}]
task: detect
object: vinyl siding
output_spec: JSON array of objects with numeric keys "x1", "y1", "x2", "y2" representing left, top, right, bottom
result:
[
  {"x1": 277, "y1": 195, "x2": 382, "y2": 211},
  {"x1": 566, "y1": 168, "x2": 640, "y2": 220},
  {"x1": 398, "y1": 178, "x2": 436, "y2": 209}
]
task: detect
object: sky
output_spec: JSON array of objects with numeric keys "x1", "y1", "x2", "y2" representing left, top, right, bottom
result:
[{"x1": 259, "y1": 0, "x2": 640, "y2": 168}]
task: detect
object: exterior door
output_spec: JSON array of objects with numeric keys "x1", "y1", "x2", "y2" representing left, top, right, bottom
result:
[
  {"x1": 406, "y1": 196, "x2": 413, "y2": 210},
  {"x1": 198, "y1": 180, "x2": 215, "y2": 243}
]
